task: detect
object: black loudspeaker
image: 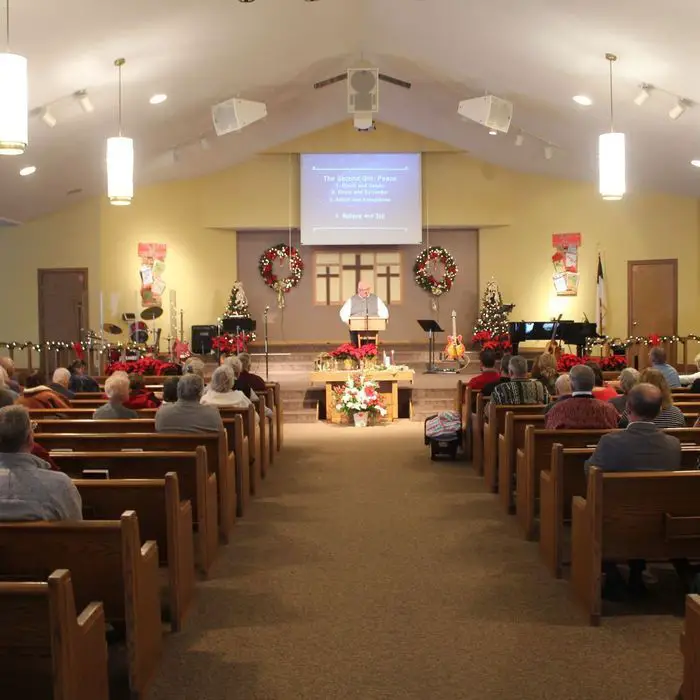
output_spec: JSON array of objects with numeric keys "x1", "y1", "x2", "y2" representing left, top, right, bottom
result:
[{"x1": 191, "y1": 325, "x2": 217, "y2": 354}]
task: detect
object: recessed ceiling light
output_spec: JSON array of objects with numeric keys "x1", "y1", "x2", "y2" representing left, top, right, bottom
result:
[
  {"x1": 149, "y1": 94, "x2": 167, "y2": 105},
  {"x1": 488, "y1": 130, "x2": 497, "y2": 136},
  {"x1": 573, "y1": 95, "x2": 593, "y2": 106},
  {"x1": 19, "y1": 166, "x2": 36, "y2": 177},
  {"x1": 691, "y1": 160, "x2": 700, "y2": 168}
]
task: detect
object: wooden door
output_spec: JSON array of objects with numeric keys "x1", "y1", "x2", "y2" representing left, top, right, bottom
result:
[
  {"x1": 627, "y1": 259, "x2": 677, "y2": 368},
  {"x1": 38, "y1": 269, "x2": 89, "y2": 372}
]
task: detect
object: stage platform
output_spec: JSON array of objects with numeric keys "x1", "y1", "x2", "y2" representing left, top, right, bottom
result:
[{"x1": 241, "y1": 342, "x2": 481, "y2": 423}]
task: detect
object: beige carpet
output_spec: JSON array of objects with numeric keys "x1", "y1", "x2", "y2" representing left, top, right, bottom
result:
[{"x1": 147, "y1": 422, "x2": 682, "y2": 700}]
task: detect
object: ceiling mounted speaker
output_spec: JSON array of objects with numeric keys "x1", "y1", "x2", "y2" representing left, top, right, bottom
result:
[
  {"x1": 347, "y1": 68, "x2": 378, "y2": 114},
  {"x1": 457, "y1": 95, "x2": 513, "y2": 134},
  {"x1": 211, "y1": 98, "x2": 267, "y2": 136}
]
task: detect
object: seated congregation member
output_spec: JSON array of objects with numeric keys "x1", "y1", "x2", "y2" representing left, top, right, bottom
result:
[
  {"x1": 634, "y1": 368, "x2": 685, "y2": 428},
  {"x1": 162, "y1": 376, "x2": 180, "y2": 403},
  {"x1": 17, "y1": 372, "x2": 70, "y2": 410},
  {"x1": 648, "y1": 345, "x2": 681, "y2": 388},
  {"x1": 481, "y1": 353, "x2": 512, "y2": 398},
  {"x1": 183, "y1": 356, "x2": 206, "y2": 380},
  {"x1": 0, "y1": 405, "x2": 82, "y2": 521},
  {"x1": 68, "y1": 359, "x2": 100, "y2": 393},
  {"x1": 544, "y1": 365, "x2": 619, "y2": 430},
  {"x1": 0, "y1": 366, "x2": 19, "y2": 400},
  {"x1": 0, "y1": 357, "x2": 21, "y2": 393},
  {"x1": 679, "y1": 353, "x2": 700, "y2": 387},
  {"x1": 48, "y1": 367, "x2": 75, "y2": 400},
  {"x1": 531, "y1": 352, "x2": 559, "y2": 395},
  {"x1": 155, "y1": 373, "x2": 224, "y2": 434},
  {"x1": 92, "y1": 374, "x2": 138, "y2": 420},
  {"x1": 543, "y1": 374, "x2": 571, "y2": 415},
  {"x1": 124, "y1": 374, "x2": 161, "y2": 409},
  {"x1": 201, "y1": 365, "x2": 256, "y2": 415},
  {"x1": 227, "y1": 355, "x2": 274, "y2": 418},
  {"x1": 0, "y1": 389, "x2": 59, "y2": 470},
  {"x1": 490, "y1": 355, "x2": 548, "y2": 405},
  {"x1": 609, "y1": 367, "x2": 639, "y2": 413},
  {"x1": 466, "y1": 349, "x2": 501, "y2": 391},
  {"x1": 238, "y1": 352, "x2": 268, "y2": 394},
  {"x1": 586, "y1": 361, "x2": 618, "y2": 402}
]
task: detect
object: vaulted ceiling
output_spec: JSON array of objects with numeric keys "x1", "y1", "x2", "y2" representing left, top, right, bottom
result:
[{"x1": 2, "y1": 0, "x2": 700, "y2": 222}]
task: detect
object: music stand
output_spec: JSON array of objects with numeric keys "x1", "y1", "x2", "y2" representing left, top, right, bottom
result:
[
  {"x1": 417, "y1": 319, "x2": 444, "y2": 373},
  {"x1": 222, "y1": 317, "x2": 257, "y2": 355}
]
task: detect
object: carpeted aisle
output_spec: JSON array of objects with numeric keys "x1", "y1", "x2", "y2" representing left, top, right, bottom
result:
[{"x1": 148, "y1": 422, "x2": 682, "y2": 699}]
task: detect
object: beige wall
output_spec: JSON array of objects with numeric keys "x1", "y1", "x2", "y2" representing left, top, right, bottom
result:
[{"x1": 3, "y1": 120, "x2": 699, "y2": 344}]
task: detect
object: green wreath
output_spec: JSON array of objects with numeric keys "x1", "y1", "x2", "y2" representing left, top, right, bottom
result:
[
  {"x1": 413, "y1": 246, "x2": 457, "y2": 296},
  {"x1": 258, "y1": 244, "x2": 304, "y2": 291}
]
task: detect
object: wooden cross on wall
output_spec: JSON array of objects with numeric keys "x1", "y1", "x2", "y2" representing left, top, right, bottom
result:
[
  {"x1": 317, "y1": 266, "x2": 339, "y2": 305},
  {"x1": 343, "y1": 254, "x2": 374, "y2": 289},
  {"x1": 376, "y1": 266, "x2": 400, "y2": 304}
]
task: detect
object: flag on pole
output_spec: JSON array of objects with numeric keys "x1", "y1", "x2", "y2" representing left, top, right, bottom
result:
[{"x1": 596, "y1": 253, "x2": 607, "y2": 335}]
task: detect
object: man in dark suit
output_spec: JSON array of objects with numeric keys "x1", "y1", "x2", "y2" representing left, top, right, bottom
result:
[{"x1": 585, "y1": 382, "x2": 682, "y2": 597}]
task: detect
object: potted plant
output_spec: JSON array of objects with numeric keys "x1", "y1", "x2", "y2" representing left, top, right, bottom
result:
[
  {"x1": 354, "y1": 343, "x2": 378, "y2": 369},
  {"x1": 331, "y1": 342, "x2": 358, "y2": 370},
  {"x1": 333, "y1": 373, "x2": 387, "y2": 427}
]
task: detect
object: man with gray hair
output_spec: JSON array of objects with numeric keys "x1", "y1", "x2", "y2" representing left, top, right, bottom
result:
[
  {"x1": 0, "y1": 405, "x2": 82, "y2": 521},
  {"x1": 49, "y1": 367, "x2": 75, "y2": 400},
  {"x1": 236, "y1": 352, "x2": 267, "y2": 395},
  {"x1": 609, "y1": 367, "x2": 640, "y2": 413},
  {"x1": 155, "y1": 373, "x2": 224, "y2": 434},
  {"x1": 648, "y1": 346, "x2": 681, "y2": 388},
  {"x1": 0, "y1": 356, "x2": 21, "y2": 394},
  {"x1": 93, "y1": 374, "x2": 138, "y2": 420},
  {"x1": 490, "y1": 355, "x2": 549, "y2": 405},
  {"x1": 545, "y1": 364, "x2": 619, "y2": 429}
]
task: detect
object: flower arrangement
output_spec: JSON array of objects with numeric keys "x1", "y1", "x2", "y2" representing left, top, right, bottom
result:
[
  {"x1": 598, "y1": 355, "x2": 627, "y2": 371},
  {"x1": 556, "y1": 354, "x2": 627, "y2": 373},
  {"x1": 106, "y1": 358, "x2": 180, "y2": 376},
  {"x1": 211, "y1": 332, "x2": 252, "y2": 354},
  {"x1": 556, "y1": 353, "x2": 586, "y2": 372},
  {"x1": 333, "y1": 373, "x2": 387, "y2": 418},
  {"x1": 330, "y1": 343, "x2": 357, "y2": 360},
  {"x1": 471, "y1": 330, "x2": 512, "y2": 353},
  {"x1": 413, "y1": 246, "x2": 457, "y2": 296}
]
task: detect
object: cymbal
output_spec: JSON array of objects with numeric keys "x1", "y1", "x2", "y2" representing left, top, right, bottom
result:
[
  {"x1": 102, "y1": 322, "x2": 123, "y2": 335},
  {"x1": 140, "y1": 306, "x2": 163, "y2": 321}
]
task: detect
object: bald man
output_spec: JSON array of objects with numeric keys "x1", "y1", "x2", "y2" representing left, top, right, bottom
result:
[{"x1": 339, "y1": 281, "x2": 389, "y2": 346}]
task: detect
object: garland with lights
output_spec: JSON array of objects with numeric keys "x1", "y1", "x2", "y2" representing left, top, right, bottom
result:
[
  {"x1": 0, "y1": 339, "x2": 151, "y2": 355},
  {"x1": 413, "y1": 246, "x2": 457, "y2": 296},
  {"x1": 584, "y1": 334, "x2": 700, "y2": 354},
  {"x1": 258, "y1": 244, "x2": 304, "y2": 308}
]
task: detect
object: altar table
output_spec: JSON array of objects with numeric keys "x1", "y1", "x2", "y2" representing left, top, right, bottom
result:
[{"x1": 309, "y1": 369, "x2": 415, "y2": 423}]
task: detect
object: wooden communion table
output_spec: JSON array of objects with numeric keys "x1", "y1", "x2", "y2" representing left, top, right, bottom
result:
[{"x1": 309, "y1": 369, "x2": 415, "y2": 423}]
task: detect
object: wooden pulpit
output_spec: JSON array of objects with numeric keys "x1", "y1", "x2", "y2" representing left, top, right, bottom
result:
[{"x1": 349, "y1": 316, "x2": 387, "y2": 347}]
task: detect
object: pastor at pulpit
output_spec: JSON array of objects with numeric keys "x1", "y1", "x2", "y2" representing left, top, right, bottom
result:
[{"x1": 339, "y1": 281, "x2": 389, "y2": 345}]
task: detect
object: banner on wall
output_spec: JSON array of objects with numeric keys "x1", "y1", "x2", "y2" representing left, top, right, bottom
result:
[
  {"x1": 138, "y1": 242, "x2": 167, "y2": 307},
  {"x1": 551, "y1": 232, "x2": 580, "y2": 296}
]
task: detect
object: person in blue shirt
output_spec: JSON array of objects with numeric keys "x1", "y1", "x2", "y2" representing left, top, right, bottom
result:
[{"x1": 648, "y1": 346, "x2": 681, "y2": 388}]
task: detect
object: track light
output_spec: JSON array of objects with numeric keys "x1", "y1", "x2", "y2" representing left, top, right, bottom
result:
[
  {"x1": 74, "y1": 90, "x2": 94, "y2": 113},
  {"x1": 515, "y1": 133, "x2": 524, "y2": 147},
  {"x1": 544, "y1": 145, "x2": 553, "y2": 160},
  {"x1": 40, "y1": 107, "x2": 56, "y2": 128},
  {"x1": 633, "y1": 84, "x2": 652, "y2": 106},
  {"x1": 669, "y1": 99, "x2": 690, "y2": 120}
]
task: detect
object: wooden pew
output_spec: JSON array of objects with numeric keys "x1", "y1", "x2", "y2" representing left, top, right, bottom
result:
[
  {"x1": 223, "y1": 403, "x2": 265, "y2": 490},
  {"x1": 52, "y1": 450, "x2": 217, "y2": 577},
  {"x1": 571, "y1": 468, "x2": 700, "y2": 625},
  {"x1": 483, "y1": 403, "x2": 545, "y2": 493},
  {"x1": 37, "y1": 430, "x2": 235, "y2": 543},
  {"x1": 461, "y1": 386, "x2": 482, "y2": 463},
  {"x1": 0, "y1": 511, "x2": 162, "y2": 697},
  {"x1": 69, "y1": 399, "x2": 109, "y2": 409},
  {"x1": 261, "y1": 387, "x2": 277, "y2": 465},
  {"x1": 680, "y1": 594, "x2": 700, "y2": 700},
  {"x1": 75, "y1": 473, "x2": 196, "y2": 631},
  {"x1": 0, "y1": 569, "x2": 109, "y2": 700},
  {"x1": 266, "y1": 381, "x2": 283, "y2": 451},
  {"x1": 497, "y1": 413, "x2": 545, "y2": 513},
  {"x1": 541, "y1": 443, "x2": 700, "y2": 578},
  {"x1": 472, "y1": 391, "x2": 487, "y2": 473},
  {"x1": 35, "y1": 415, "x2": 251, "y2": 519}
]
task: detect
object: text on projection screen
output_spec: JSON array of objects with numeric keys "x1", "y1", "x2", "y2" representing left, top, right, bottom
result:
[{"x1": 300, "y1": 153, "x2": 422, "y2": 245}]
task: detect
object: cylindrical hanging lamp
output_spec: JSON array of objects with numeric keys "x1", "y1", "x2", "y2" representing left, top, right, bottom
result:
[
  {"x1": 0, "y1": 2, "x2": 28, "y2": 156},
  {"x1": 107, "y1": 58, "x2": 133, "y2": 205},
  {"x1": 598, "y1": 53, "x2": 626, "y2": 200}
]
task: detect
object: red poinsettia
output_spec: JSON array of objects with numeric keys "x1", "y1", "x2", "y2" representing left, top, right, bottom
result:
[
  {"x1": 211, "y1": 332, "x2": 252, "y2": 354},
  {"x1": 557, "y1": 353, "x2": 586, "y2": 372},
  {"x1": 648, "y1": 334, "x2": 661, "y2": 346},
  {"x1": 330, "y1": 343, "x2": 357, "y2": 360},
  {"x1": 106, "y1": 358, "x2": 180, "y2": 376}
]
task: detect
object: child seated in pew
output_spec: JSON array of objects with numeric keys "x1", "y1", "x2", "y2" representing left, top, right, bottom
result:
[
  {"x1": 124, "y1": 374, "x2": 161, "y2": 410},
  {"x1": 161, "y1": 376, "x2": 180, "y2": 404},
  {"x1": 93, "y1": 374, "x2": 138, "y2": 420},
  {"x1": 0, "y1": 405, "x2": 82, "y2": 521}
]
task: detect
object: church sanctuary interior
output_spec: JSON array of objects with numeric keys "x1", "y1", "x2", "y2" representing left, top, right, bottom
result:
[{"x1": 6, "y1": 0, "x2": 700, "y2": 698}]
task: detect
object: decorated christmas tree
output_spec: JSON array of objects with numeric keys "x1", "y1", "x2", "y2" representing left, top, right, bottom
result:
[
  {"x1": 472, "y1": 279, "x2": 512, "y2": 351},
  {"x1": 223, "y1": 281, "x2": 250, "y2": 318},
  {"x1": 218, "y1": 281, "x2": 256, "y2": 345}
]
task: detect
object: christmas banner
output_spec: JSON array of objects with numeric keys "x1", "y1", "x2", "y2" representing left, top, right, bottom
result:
[
  {"x1": 138, "y1": 242, "x2": 167, "y2": 307},
  {"x1": 551, "y1": 232, "x2": 580, "y2": 296}
]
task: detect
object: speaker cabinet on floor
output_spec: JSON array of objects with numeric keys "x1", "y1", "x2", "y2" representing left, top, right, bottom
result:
[{"x1": 191, "y1": 325, "x2": 217, "y2": 354}]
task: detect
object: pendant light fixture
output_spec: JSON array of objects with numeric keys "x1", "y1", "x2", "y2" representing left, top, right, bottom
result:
[
  {"x1": 598, "y1": 53, "x2": 626, "y2": 201},
  {"x1": 106, "y1": 58, "x2": 133, "y2": 205},
  {"x1": 0, "y1": 0, "x2": 28, "y2": 155}
]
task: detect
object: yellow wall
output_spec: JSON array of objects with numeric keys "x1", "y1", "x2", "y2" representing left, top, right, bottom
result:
[{"x1": 6, "y1": 120, "x2": 699, "y2": 342}]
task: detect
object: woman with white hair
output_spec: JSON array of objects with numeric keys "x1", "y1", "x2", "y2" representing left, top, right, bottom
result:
[
  {"x1": 93, "y1": 374, "x2": 138, "y2": 419},
  {"x1": 201, "y1": 365, "x2": 256, "y2": 418},
  {"x1": 183, "y1": 357, "x2": 205, "y2": 379},
  {"x1": 0, "y1": 367, "x2": 19, "y2": 401},
  {"x1": 225, "y1": 355, "x2": 273, "y2": 418}
]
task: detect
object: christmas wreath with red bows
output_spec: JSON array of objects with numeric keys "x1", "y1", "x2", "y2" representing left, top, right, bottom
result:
[
  {"x1": 258, "y1": 244, "x2": 304, "y2": 292},
  {"x1": 413, "y1": 246, "x2": 457, "y2": 296}
]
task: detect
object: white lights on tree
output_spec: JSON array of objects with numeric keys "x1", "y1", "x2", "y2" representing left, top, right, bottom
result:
[
  {"x1": 598, "y1": 132, "x2": 626, "y2": 200},
  {"x1": 106, "y1": 136, "x2": 134, "y2": 205},
  {"x1": 0, "y1": 52, "x2": 28, "y2": 155}
]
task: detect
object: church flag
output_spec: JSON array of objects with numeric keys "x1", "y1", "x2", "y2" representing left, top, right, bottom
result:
[{"x1": 596, "y1": 253, "x2": 607, "y2": 335}]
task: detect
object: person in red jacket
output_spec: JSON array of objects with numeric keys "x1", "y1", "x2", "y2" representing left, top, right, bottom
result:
[
  {"x1": 123, "y1": 374, "x2": 161, "y2": 410},
  {"x1": 466, "y1": 349, "x2": 501, "y2": 392},
  {"x1": 16, "y1": 372, "x2": 70, "y2": 410}
]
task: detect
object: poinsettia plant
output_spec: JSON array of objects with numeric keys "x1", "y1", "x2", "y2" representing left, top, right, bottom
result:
[
  {"x1": 330, "y1": 343, "x2": 358, "y2": 360},
  {"x1": 471, "y1": 330, "x2": 511, "y2": 352},
  {"x1": 556, "y1": 354, "x2": 627, "y2": 373},
  {"x1": 354, "y1": 343, "x2": 378, "y2": 360},
  {"x1": 556, "y1": 353, "x2": 586, "y2": 372},
  {"x1": 598, "y1": 355, "x2": 627, "y2": 371},
  {"x1": 211, "y1": 332, "x2": 252, "y2": 354},
  {"x1": 333, "y1": 373, "x2": 387, "y2": 416},
  {"x1": 106, "y1": 358, "x2": 180, "y2": 376}
]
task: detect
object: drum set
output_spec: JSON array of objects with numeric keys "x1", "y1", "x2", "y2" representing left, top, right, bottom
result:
[{"x1": 87, "y1": 306, "x2": 165, "y2": 361}]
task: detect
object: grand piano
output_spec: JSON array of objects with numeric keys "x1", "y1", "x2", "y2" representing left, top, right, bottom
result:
[{"x1": 509, "y1": 320, "x2": 598, "y2": 357}]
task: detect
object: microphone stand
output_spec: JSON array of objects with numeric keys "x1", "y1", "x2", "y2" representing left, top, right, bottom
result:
[{"x1": 264, "y1": 306, "x2": 270, "y2": 380}]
